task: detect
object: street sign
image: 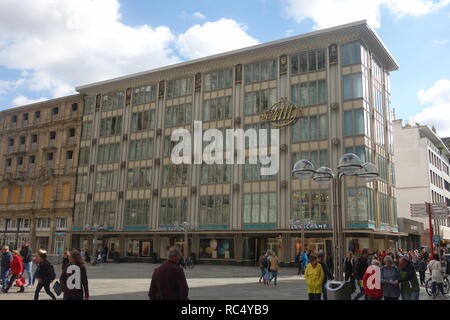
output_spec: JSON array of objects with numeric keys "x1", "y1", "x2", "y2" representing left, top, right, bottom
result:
[
  {"x1": 433, "y1": 235, "x2": 442, "y2": 243},
  {"x1": 410, "y1": 203, "x2": 450, "y2": 219}
]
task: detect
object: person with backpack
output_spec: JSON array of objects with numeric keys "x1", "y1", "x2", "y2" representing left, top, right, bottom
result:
[
  {"x1": 34, "y1": 250, "x2": 57, "y2": 300},
  {"x1": 262, "y1": 251, "x2": 271, "y2": 285},
  {"x1": 398, "y1": 257, "x2": 420, "y2": 300},
  {"x1": 60, "y1": 250, "x2": 89, "y2": 300},
  {"x1": 300, "y1": 250, "x2": 309, "y2": 276},
  {"x1": 2, "y1": 250, "x2": 25, "y2": 293}
]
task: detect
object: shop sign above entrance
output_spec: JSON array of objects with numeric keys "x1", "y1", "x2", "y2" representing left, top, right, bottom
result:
[
  {"x1": 260, "y1": 97, "x2": 302, "y2": 127},
  {"x1": 290, "y1": 223, "x2": 330, "y2": 230}
]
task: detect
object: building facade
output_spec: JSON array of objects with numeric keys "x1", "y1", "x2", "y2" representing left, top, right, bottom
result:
[
  {"x1": 0, "y1": 95, "x2": 83, "y2": 254},
  {"x1": 393, "y1": 120, "x2": 450, "y2": 249},
  {"x1": 71, "y1": 21, "x2": 401, "y2": 264}
]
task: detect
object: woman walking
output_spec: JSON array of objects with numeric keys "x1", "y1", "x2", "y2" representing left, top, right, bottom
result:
[
  {"x1": 381, "y1": 255, "x2": 400, "y2": 300},
  {"x1": 304, "y1": 255, "x2": 324, "y2": 300},
  {"x1": 2, "y1": 250, "x2": 24, "y2": 293},
  {"x1": 268, "y1": 252, "x2": 279, "y2": 286},
  {"x1": 60, "y1": 250, "x2": 89, "y2": 300},
  {"x1": 34, "y1": 250, "x2": 57, "y2": 300}
]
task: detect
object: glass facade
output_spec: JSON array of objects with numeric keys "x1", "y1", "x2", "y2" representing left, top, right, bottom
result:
[
  {"x1": 243, "y1": 193, "x2": 277, "y2": 224},
  {"x1": 124, "y1": 199, "x2": 150, "y2": 226},
  {"x1": 132, "y1": 85, "x2": 157, "y2": 105},
  {"x1": 204, "y1": 69, "x2": 233, "y2": 91},
  {"x1": 292, "y1": 114, "x2": 328, "y2": 142},
  {"x1": 199, "y1": 195, "x2": 230, "y2": 225},
  {"x1": 290, "y1": 49, "x2": 326, "y2": 74},
  {"x1": 291, "y1": 80, "x2": 327, "y2": 107},
  {"x1": 203, "y1": 96, "x2": 232, "y2": 121},
  {"x1": 292, "y1": 190, "x2": 330, "y2": 223},
  {"x1": 244, "y1": 60, "x2": 276, "y2": 84},
  {"x1": 159, "y1": 197, "x2": 188, "y2": 225}
]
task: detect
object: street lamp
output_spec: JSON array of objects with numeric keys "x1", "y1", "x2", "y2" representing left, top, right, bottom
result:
[
  {"x1": 292, "y1": 153, "x2": 379, "y2": 283},
  {"x1": 174, "y1": 221, "x2": 197, "y2": 260},
  {"x1": 290, "y1": 218, "x2": 312, "y2": 257}
]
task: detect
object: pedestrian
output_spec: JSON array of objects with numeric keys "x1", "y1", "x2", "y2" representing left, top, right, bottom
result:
[
  {"x1": 20, "y1": 242, "x2": 33, "y2": 288},
  {"x1": 2, "y1": 250, "x2": 25, "y2": 293},
  {"x1": 304, "y1": 255, "x2": 324, "y2": 300},
  {"x1": 268, "y1": 251, "x2": 279, "y2": 286},
  {"x1": 344, "y1": 252, "x2": 355, "y2": 293},
  {"x1": 34, "y1": 250, "x2": 57, "y2": 300},
  {"x1": 301, "y1": 250, "x2": 309, "y2": 276},
  {"x1": 352, "y1": 249, "x2": 369, "y2": 300},
  {"x1": 85, "y1": 250, "x2": 90, "y2": 263},
  {"x1": 262, "y1": 251, "x2": 271, "y2": 285},
  {"x1": 60, "y1": 250, "x2": 89, "y2": 300},
  {"x1": 1, "y1": 246, "x2": 12, "y2": 290},
  {"x1": 62, "y1": 251, "x2": 70, "y2": 270},
  {"x1": 326, "y1": 252, "x2": 334, "y2": 279},
  {"x1": 398, "y1": 257, "x2": 420, "y2": 300},
  {"x1": 427, "y1": 254, "x2": 447, "y2": 299},
  {"x1": 295, "y1": 251, "x2": 301, "y2": 275},
  {"x1": 102, "y1": 246, "x2": 109, "y2": 263},
  {"x1": 317, "y1": 252, "x2": 330, "y2": 300},
  {"x1": 363, "y1": 259, "x2": 383, "y2": 300},
  {"x1": 148, "y1": 247, "x2": 189, "y2": 300},
  {"x1": 416, "y1": 254, "x2": 427, "y2": 286},
  {"x1": 258, "y1": 253, "x2": 265, "y2": 283},
  {"x1": 381, "y1": 255, "x2": 400, "y2": 300}
]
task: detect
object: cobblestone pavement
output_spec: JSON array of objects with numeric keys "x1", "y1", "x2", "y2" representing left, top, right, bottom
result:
[{"x1": 0, "y1": 263, "x2": 441, "y2": 300}]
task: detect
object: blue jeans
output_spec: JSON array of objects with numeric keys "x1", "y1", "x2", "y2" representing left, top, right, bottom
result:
[
  {"x1": 263, "y1": 268, "x2": 270, "y2": 281},
  {"x1": 1, "y1": 269, "x2": 10, "y2": 289},
  {"x1": 24, "y1": 262, "x2": 33, "y2": 286},
  {"x1": 322, "y1": 282, "x2": 328, "y2": 300},
  {"x1": 269, "y1": 271, "x2": 278, "y2": 285},
  {"x1": 431, "y1": 282, "x2": 445, "y2": 296},
  {"x1": 401, "y1": 291, "x2": 420, "y2": 300}
]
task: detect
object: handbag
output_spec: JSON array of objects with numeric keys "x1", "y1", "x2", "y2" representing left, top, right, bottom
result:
[
  {"x1": 53, "y1": 280, "x2": 62, "y2": 296},
  {"x1": 15, "y1": 275, "x2": 26, "y2": 287}
]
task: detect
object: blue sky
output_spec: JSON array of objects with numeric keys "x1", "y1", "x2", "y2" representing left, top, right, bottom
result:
[{"x1": 0, "y1": 0, "x2": 449, "y2": 134}]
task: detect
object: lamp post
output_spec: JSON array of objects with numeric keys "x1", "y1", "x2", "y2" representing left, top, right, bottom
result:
[
  {"x1": 174, "y1": 221, "x2": 197, "y2": 260},
  {"x1": 290, "y1": 218, "x2": 312, "y2": 255},
  {"x1": 292, "y1": 153, "x2": 379, "y2": 282}
]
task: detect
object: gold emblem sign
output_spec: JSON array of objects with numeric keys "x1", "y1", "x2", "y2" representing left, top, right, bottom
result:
[{"x1": 260, "y1": 98, "x2": 302, "y2": 127}]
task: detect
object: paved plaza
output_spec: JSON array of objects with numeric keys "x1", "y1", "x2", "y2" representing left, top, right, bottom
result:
[{"x1": 0, "y1": 263, "x2": 440, "y2": 300}]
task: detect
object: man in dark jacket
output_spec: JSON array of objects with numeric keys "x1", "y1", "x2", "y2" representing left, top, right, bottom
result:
[
  {"x1": 20, "y1": 242, "x2": 33, "y2": 288},
  {"x1": 34, "y1": 251, "x2": 57, "y2": 300},
  {"x1": 345, "y1": 252, "x2": 355, "y2": 292},
  {"x1": 352, "y1": 249, "x2": 369, "y2": 300},
  {"x1": 1, "y1": 246, "x2": 12, "y2": 290},
  {"x1": 149, "y1": 247, "x2": 189, "y2": 300},
  {"x1": 317, "y1": 252, "x2": 330, "y2": 300}
]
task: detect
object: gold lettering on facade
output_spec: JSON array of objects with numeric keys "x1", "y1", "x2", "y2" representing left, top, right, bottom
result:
[{"x1": 260, "y1": 98, "x2": 302, "y2": 127}]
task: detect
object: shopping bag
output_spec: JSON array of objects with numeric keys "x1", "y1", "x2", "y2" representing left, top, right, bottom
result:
[{"x1": 53, "y1": 280, "x2": 62, "y2": 296}]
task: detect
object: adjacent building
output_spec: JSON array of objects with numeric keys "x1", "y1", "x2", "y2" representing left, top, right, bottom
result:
[
  {"x1": 0, "y1": 95, "x2": 83, "y2": 254},
  {"x1": 70, "y1": 20, "x2": 401, "y2": 265},
  {"x1": 393, "y1": 120, "x2": 450, "y2": 250}
]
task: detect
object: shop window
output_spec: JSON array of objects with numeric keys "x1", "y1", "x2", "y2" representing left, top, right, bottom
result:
[{"x1": 199, "y1": 239, "x2": 234, "y2": 259}]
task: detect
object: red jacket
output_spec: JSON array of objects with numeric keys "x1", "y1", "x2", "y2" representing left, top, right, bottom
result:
[
  {"x1": 10, "y1": 255, "x2": 23, "y2": 275},
  {"x1": 363, "y1": 266, "x2": 383, "y2": 299}
]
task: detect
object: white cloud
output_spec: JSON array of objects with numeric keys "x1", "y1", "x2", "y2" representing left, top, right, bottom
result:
[
  {"x1": 0, "y1": 1, "x2": 257, "y2": 106},
  {"x1": 11, "y1": 95, "x2": 48, "y2": 107},
  {"x1": 176, "y1": 18, "x2": 259, "y2": 59},
  {"x1": 283, "y1": 0, "x2": 450, "y2": 29},
  {"x1": 412, "y1": 79, "x2": 450, "y2": 136},
  {"x1": 193, "y1": 12, "x2": 206, "y2": 20},
  {"x1": 429, "y1": 39, "x2": 448, "y2": 45}
]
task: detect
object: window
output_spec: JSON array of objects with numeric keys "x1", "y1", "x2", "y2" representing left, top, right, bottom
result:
[
  {"x1": 54, "y1": 237, "x2": 65, "y2": 255},
  {"x1": 129, "y1": 138, "x2": 153, "y2": 161},
  {"x1": 23, "y1": 113, "x2": 28, "y2": 121},
  {"x1": 49, "y1": 131, "x2": 56, "y2": 140},
  {"x1": 8, "y1": 138, "x2": 14, "y2": 146},
  {"x1": 29, "y1": 155, "x2": 35, "y2": 165},
  {"x1": 290, "y1": 49, "x2": 326, "y2": 74},
  {"x1": 199, "y1": 195, "x2": 230, "y2": 225},
  {"x1": 19, "y1": 136, "x2": 25, "y2": 145},
  {"x1": 341, "y1": 41, "x2": 362, "y2": 65},
  {"x1": 6, "y1": 158, "x2": 12, "y2": 167},
  {"x1": 292, "y1": 190, "x2": 330, "y2": 223},
  {"x1": 376, "y1": 155, "x2": 388, "y2": 181},
  {"x1": 243, "y1": 161, "x2": 277, "y2": 181},
  {"x1": 346, "y1": 187, "x2": 375, "y2": 222},
  {"x1": 67, "y1": 150, "x2": 73, "y2": 160},
  {"x1": 69, "y1": 128, "x2": 76, "y2": 137},
  {"x1": 244, "y1": 60, "x2": 276, "y2": 84},
  {"x1": 11, "y1": 115, "x2": 17, "y2": 124},
  {"x1": 52, "y1": 107, "x2": 59, "y2": 115},
  {"x1": 291, "y1": 80, "x2": 327, "y2": 106},
  {"x1": 203, "y1": 96, "x2": 232, "y2": 121},
  {"x1": 131, "y1": 110, "x2": 155, "y2": 132},
  {"x1": 159, "y1": 197, "x2": 188, "y2": 225},
  {"x1": 81, "y1": 121, "x2": 92, "y2": 140},
  {"x1": 92, "y1": 201, "x2": 116, "y2": 227},
  {"x1": 99, "y1": 116, "x2": 122, "y2": 136},
  {"x1": 56, "y1": 218, "x2": 67, "y2": 230},
  {"x1": 97, "y1": 143, "x2": 120, "y2": 164},
  {"x1": 291, "y1": 114, "x2": 328, "y2": 142},
  {"x1": 47, "y1": 153, "x2": 54, "y2": 161},
  {"x1": 165, "y1": 103, "x2": 192, "y2": 127},
  {"x1": 379, "y1": 193, "x2": 389, "y2": 224},
  {"x1": 102, "y1": 91, "x2": 125, "y2": 111},
  {"x1": 162, "y1": 165, "x2": 189, "y2": 187},
  {"x1": 166, "y1": 77, "x2": 193, "y2": 99},
  {"x1": 79, "y1": 147, "x2": 90, "y2": 166},
  {"x1": 164, "y1": 136, "x2": 179, "y2": 157},
  {"x1": 343, "y1": 109, "x2": 366, "y2": 136},
  {"x1": 133, "y1": 85, "x2": 157, "y2": 105},
  {"x1": 95, "y1": 170, "x2": 119, "y2": 192},
  {"x1": 74, "y1": 203, "x2": 85, "y2": 227},
  {"x1": 84, "y1": 97, "x2": 94, "y2": 114},
  {"x1": 343, "y1": 73, "x2": 363, "y2": 100},
  {"x1": 124, "y1": 199, "x2": 150, "y2": 226},
  {"x1": 204, "y1": 69, "x2": 233, "y2": 91},
  {"x1": 243, "y1": 193, "x2": 277, "y2": 224},
  {"x1": 292, "y1": 150, "x2": 329, "y2": 169},
  {"x1": 127, "y1": 167, "x2": 152, "y2": 189},
  {"x1": 200, "y1": 164, "x2": 231, "y2": 184},
  {"x1": 36, "y1": 218, "x2": 50, "y2": 230},
  {"x1": 19, "y1": 219, "x2": 30, "y2": 230},
  {"x1": 17, "y1": 156, "x2": 23, "y2": 166},
  {"x1": 344, "y1": 146, "x2": 370, "y2": 163},
  {"x1": 76, "y1": 173, "x2": 88, "y2": 193},
  {"x1": 243, "y1": 123, "x2": 274, "y2": 147},
  {"x1": 244, "y1": 88, "x2": 277, "y2": 115},
  {"x1": 35, "y1": 110, "x2": 40, "y2": 119},
  {"x1": 71, "y1": 103, "x2": 78, "y2": 111},
  {"x1": 31, "y1": 134, "x2": 38, "y2": 143}
]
